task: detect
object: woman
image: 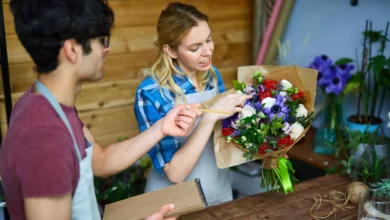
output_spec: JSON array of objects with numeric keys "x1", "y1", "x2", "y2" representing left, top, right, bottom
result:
[{"x1": 134, "y1": 2, "x2": 250, "y2": 206}]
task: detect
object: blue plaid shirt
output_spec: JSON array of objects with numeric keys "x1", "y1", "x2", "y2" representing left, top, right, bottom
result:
[{"x1": 134, "y1": 66, "x2": 225, "y2": 175}]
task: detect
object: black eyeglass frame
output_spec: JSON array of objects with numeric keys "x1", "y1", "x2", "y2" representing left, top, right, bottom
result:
[{"x1": 60, "y1": 35, "x2": 111, "y2": 48}]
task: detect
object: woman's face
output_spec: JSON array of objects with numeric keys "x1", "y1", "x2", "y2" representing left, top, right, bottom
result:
[{"x1": 175, "y1": 20, "x2": 214, "y2": 75}]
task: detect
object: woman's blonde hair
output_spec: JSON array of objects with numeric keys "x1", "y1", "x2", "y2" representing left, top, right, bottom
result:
[{"x1": 140, "y1": 2, "x2": 218, "y2": 104}]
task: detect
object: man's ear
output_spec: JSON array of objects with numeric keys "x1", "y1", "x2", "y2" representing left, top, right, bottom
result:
[
  {"x1": 162, "y1": 44, "x2": 178, "y2": 59},
  {"x1": 62, "y1": 39, "x2": 81, "y2": 63}
]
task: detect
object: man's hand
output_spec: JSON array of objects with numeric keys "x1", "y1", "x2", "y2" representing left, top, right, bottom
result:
[
  {"x1": 145, "y1": 204, "x2": 177, "y2": 220},
  {"x1": 161, "y1": 104, "x2": 201, "y2": 137}
]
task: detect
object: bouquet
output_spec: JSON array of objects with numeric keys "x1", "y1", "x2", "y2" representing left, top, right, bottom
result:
[{"x1": 204, "y1": 65, "x2": 317, "y2": 194}]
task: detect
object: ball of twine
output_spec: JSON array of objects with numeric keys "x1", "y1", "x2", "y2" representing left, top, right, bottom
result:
[
  {"x1": 263, "y1": 157, "x2": 279, "y2": 169},
  {"x1": 347, "y1": 182, "x2": 369, "y2": 205}
]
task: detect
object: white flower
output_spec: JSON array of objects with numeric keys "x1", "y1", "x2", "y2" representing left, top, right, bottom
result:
[
  {"x1": 279, "y1": 91, "x2": 287, "y2": 102},
  {"x1": 279, "y1": 79, "x2": 292, "y2": 91},
  {"x1": 296, "y1": 104, "x2": 308, "y2": 118},
  {"x1": 285, "y1": 122, "x2": 304, "y2": 140},
  {"x1": 279, "y1": 91, "x2": 287, "y2": 97},
  {"x1": 239, "y1": 105, "x2": 256, "y2": 119},
  {"x1": 261, "y1": 97, "x2": 276, "y2": 109}
]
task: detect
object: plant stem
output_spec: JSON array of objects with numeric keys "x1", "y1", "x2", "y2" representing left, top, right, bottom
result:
[
  {"x1": 377, "y1": 22, "x2": 389, "y2": 118},
  {"x1": 357, "y1": 20, "x2": 369, "y2": 123},
  {"x1": 367, "y1": 21, "x2": 372, "y2": 98}
]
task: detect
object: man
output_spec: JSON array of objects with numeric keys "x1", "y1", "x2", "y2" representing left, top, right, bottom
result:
[{"x1": 0, "y1": 0, "x2": 200, "y2": 219}]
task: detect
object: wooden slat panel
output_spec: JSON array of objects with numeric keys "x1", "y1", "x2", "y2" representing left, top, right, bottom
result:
[
  {"x1": 79, "y1": 105, "x2": 136, "y2": 137},
  {"x1": 5, "y1": 21, "x2": 250, "y2": 64},
  {"x1": 1, "y1": 42, "x2": 250, "y2": 93},
  {"x1": 111, "y1": 0, "x2": 252, "y2": 28},
  {"x1": 3, "y1": 0, "x2": 252, "y2": 35}
]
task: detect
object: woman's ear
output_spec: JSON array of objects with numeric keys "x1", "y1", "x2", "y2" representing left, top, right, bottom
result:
[{"x1": 162, "y1": 44, "x2": 178, "y2": 59}]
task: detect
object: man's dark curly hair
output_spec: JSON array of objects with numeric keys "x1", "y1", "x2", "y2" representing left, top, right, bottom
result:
[{"x1": 10, "y1": 0, "x2": 115, "y2": 73}]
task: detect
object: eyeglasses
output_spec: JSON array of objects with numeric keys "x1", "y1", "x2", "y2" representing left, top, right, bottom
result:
[
  {"x1": 60, "y1": 36, "x2": 110, "y2": 48},
  {"x1": 98, "y1": 36, "x2": 110, "y2": 48}
]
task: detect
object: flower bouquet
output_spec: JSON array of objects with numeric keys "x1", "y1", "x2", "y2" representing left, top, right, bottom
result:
[{"x1": 204, "y1": 65, "x2": 317, "y2": 194}]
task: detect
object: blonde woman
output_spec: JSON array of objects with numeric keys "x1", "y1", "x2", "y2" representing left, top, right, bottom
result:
[{"x1": 134, "y1": 2, "x2": 250, "y2": 206}]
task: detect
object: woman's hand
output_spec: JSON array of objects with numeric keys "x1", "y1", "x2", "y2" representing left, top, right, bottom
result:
[
  {"x1": 203, "y1": 94, "x2": 252, "y2": 123},
  {"x1": 160, "y1": 104, "x2": 202, "y2": 137}
]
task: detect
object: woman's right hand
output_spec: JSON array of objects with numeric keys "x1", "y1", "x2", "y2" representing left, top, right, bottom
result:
[{"x1": 203, "y1": 93, "x2": 252, "y2": 123}]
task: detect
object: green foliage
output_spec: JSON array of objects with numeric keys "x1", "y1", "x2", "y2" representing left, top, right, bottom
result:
[
  {"x1": 270, "y1": 116, "x2": 284, "y2": 136},
  {"x1": 233, "y1": 80, "x2": 246, "y2": 92},
  {"x1": 370, "y1": 179, "x2": 390, "y2": 200},
  {"x1": 329, "y1": 127, "x2": 390, "y2": 184},
  {"x1": 334, "y1": 57, "x2": 354, "y2": 66},
  {"x1": 94, "y1": 137, "x2": 152, "y2": 207}
]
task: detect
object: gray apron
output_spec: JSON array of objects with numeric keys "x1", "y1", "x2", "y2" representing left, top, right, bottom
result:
[
  {"x1": 35, "y1": 80, "x2": 101, "y2": 220},
  {"x1": 145, "y1": 88, "x2": 233, "y2": 206}
]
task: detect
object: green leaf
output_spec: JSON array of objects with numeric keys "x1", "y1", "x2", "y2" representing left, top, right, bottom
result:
[
  {"x1": 335, "y1": 58, "x2": 354, "y2": 66},
  {"x1": 233, "y1": 80, "x2": 246, "y2": 92}
]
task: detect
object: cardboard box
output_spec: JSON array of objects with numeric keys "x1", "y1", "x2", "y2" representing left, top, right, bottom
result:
[{"x1": 103, "y1": 179, "x2": 206, "y2": 220}]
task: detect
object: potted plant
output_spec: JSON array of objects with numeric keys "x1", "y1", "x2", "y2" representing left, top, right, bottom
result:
[
  {"x1": 347, "y1": 21, "x2": 390, "y2": 133},
  {"x1": 308, "y1": 55, "x2": 356, "y2": 155}
]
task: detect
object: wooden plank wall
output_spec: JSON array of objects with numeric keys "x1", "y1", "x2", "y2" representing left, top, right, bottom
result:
[{"x1": 0, "y1": 0, "x2": 253, "y2": 145}]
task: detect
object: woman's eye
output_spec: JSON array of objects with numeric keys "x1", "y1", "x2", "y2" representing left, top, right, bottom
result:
[{"x1": 190, "y1": 46, "x2": 199, "y2": 52}]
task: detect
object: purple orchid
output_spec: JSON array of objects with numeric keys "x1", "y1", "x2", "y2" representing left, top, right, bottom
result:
[{"x1": 262, "y1": 95, "x2": 289, "y2": 121}]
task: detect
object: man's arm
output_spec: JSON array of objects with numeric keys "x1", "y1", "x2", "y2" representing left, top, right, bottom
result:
[
  {"x1": 24, "y1": 193, "x2": 72, "y2": 220},
  {"x1": 87, "y1": 104, "x2": 200, "y2": 178}
]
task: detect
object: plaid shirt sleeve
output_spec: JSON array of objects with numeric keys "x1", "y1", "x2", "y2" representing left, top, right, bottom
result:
[{"x1": 134, "y1": 77, "x2": 179, "y2": 175}]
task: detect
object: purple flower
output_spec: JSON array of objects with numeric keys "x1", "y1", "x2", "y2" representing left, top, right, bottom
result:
[
  {"x1": 338, "y1": 63, "x2": 354, "y2": 82},
  {"x1": 222, "y1": 113, "x2": 238, "y2": 128},
  {"x1": 254, "y1": 101, "x2": 262, "y2": 111},
  {"x1": 324, "y1": 66, "x2": 347, "y2": 95},
  {"x1": 229, "y1": 130, "x2": 241, "y2": 137},
  {"x1": 282, "y1": 122, "x2": 290, "y2": 132},
  {"x1": 262, "y1": 95, "x2": 289, "y2": 121},
  {"x1": 317, "y1": 65, "x2": 333, "y2": 87},
  {"x1": 308, "y1": 55, "x2": 333, "y2": 70},
  {"x1": 257, "y1": 84, "x2": 265, "y2": 92}
]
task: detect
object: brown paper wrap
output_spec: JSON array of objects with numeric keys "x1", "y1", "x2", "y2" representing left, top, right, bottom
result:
[{"x1": 203, "y1": 65, "x2": 318, "y2": 169}]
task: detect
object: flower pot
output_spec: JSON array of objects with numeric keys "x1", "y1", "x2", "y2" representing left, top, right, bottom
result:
[
  {"x1": 346, "y1": 115, "x2": 382, "y2": 133},
  {"x1": 350, "y1": 143, "x2": 387, "y2": 183}
]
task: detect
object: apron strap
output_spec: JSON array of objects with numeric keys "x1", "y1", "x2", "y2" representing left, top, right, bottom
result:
[{"x1": 35, "y1": 80, "x2": 82, "y2": 161}]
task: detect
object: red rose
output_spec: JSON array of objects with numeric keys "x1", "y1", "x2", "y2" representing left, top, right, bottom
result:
[
  {"x1": 258, "y1": 89, "x2": 272, "y2": 101},
  {"x1": 264, "y1": 79, "x2": 278, "y2": 90},
  {"x1": 258, "y1": 144, "x2": 268, "y2": 154},
  {"x1": 277, "y1": 136, "x2": 294, "y2": 148},
  {"x1": 222, "y1": 128, "x2": 234, "y2": 136},
  {"x1": 291, "y1": 90, "x2": 304, "y2": 101}
]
